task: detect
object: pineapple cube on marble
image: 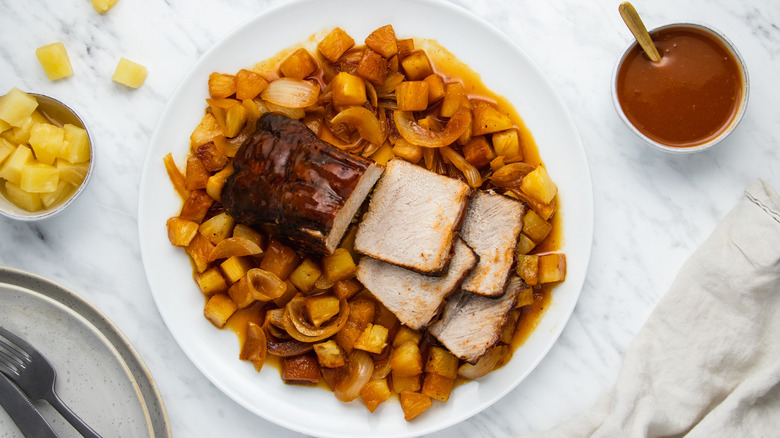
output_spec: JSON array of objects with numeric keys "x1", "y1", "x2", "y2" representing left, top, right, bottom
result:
[
  {"x1": 112, "y1": 57, "x2": 148, "y2": 88},
  {"x1": 91, "y1": 0, "x2": 119, "y2": 15},
  {"x1": 35, "y1": 43, "x2": 74, "y2": 81},
  {"x1": 0, "y1": 88, "x2": 39, "y2": 127}
]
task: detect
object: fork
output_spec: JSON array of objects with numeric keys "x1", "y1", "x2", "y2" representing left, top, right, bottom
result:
[{"x1": 0, "y1": 326, "x2": 102, "y2": 438}]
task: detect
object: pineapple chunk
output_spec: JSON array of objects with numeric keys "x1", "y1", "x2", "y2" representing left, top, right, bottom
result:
[
  {"x1": 492, "y1": 129, "x2": 523, "y2": 162},
  {"x1": 259, "y1": 240, "x2": 300, "y2": 280},
  {"x1": 424, "y1": 346, "x2": 459, "y2": 379},
  {"x1": 199, "y1": 211, "x2": 235, "y2": 244},
  {"x1": 423, "y1": 74, "x2": 446, "y2": 103},
  {"x1": 280, "y1": 49, "x2": 318, "y2": 80},
  {"x1": 178, "y1": 189, "x2": 213, "y2": 223},
  {"x1": 538, "y1": 253, "x2": 567, "y2": 283},
  {"x1": 516, "y1": 286, "x2": 535, "y2": 308},
  {"x1": 395, "y1": 81, "x2": 429, "y2": 111},
  {"x1": 40, "y1": 181, "x2": 75, "y2": 209},
  {"x1": 186, "y1": 233, "x2": 215, "y2": 273},
  {"x1": 203, "y1": 294, "x2": 237, "y2": 328},
  {"x1": 353, "y1": 323, "x2": 388, "y2": 354},
  {"x1": 195, "y1": 267, "x2": 228, "y2": 296},
  {"x1": 331, "y1": 72, "x2": 366, "y2": 106},
  {"x1": 0, "y1": 138, "x2": 15, "y2": 165},
  {"x1": 355, "y1": 49, "x2": 387, "y2": 85},
  {"x1": 360, "y1": 378, "x2": 391, "y2": 413},
  {"x1": 35, "y1": 43, "x2": 73, "y2": 81},
  {"x1": 389, "y1": 341, "x2": 423, "y2": 377},
  {"x1": 462, "y1": 136, "x2": 495, "y2": 168},
  {"x1": 515, "y1": 233, "x2": 536, "y2": 256},
  {"x1": 472, "y1": 101, "x2": 513, "y2": 136},
  {"x1": 392, "y1": 374, "x2": 421, "y2": 393},
  {"x1": 520, "y1": 165, "x2": 558, "y2": 204},
  {"x1": 333, "y1": 278, "x2": 362, "y2": 301},
  {"x1": 29, "y1": 123, "x2": 64, "y2": 165},
  {"x1": 305, "y1": 295, "x2": 340, "y2": 327},
  {"x1": 0, "y1": 88, "x2": 38, "y2": 127},
  {"x1": 0, "y1": 144, "x2": 33, "y2": 185},
  {"x1": 365, "y1": 25, "x2": 398, "y2": 59},
  {"x1": 208, "y1": 73, "x2": 236, "y2": 98},
  {"x1": 392, "y1": 138, "x2": 422, "y2": 164},
  {"x1": 289, "y1": 258, "x2": 322, "y2": 293},
  {"x1": 112, "y1": 57, "x2": 148, "y2": 88},
  {"x1": 20, "y1": 163, "x2": 59, "y2": 193},
  {"x1": 166, "y1": 216, "x2": 199, "y2": 247},
  {"x1": 205, "y1": 163, "x2": 234, "y2": 202},
  {"x1": 400, "y1": 50, "x2": 433, "y2": 81},
  {"x1": 190, "y1": 113, "x2": 224, "y2": 148},
  {"x1": 516, "y1": 254, "x2": 539, "y2": 286},
  {"x1": 369, "y1": 143, "x2": 394, "y2": 166},
  {"x1": 219, "y1": 255, "x2": 253, "y2": 284},
  {"x1": 321, "y1": 248, "x2": 356, "y2": 282},
  {"x1": 235, "y1": 69, "x2": 268, "y2": 100},
  {"x1": 3, "y1": 181, "x2": 42, "y2": 212},
  {"x1": 422, "y1": 373, "x2": 455, "y2": 402},
  {"x1": 399, "y1": 391, "x2": 432, "y2": 421},
  {"x1": 393, "y1": 326, "x2": 422, "y2": 348},
  {"x1": 313, "y1": 340, "x2": 346, "y2": 368},
  {"x1": 523, "y1": 209, "x2": 552, "y2": 243},
  {"x1": 440, "y1": 82, "x2": 467, "y2": 118},
  {"x1": 227, "y1": 277, "x2": 255, "y2": 309},
  {"x1": 0, "y1": 119, "x2": 10, "y2": 134},
  {"x1": 91, "y1": 0, "x2": 119, "y2": 14},
  {"x1": 317, "y1": 27, "x2": 355, "y2": 63},
  {"x1": 59, "y1": 124, "x2": 90, "y2": 163}
]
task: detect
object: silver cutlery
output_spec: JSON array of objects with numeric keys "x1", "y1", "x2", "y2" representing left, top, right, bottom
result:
[
  {"x1": 0, "y1": 372, "x2": 59, "y2": 437},
  {"x1": 0, "y1": 326, "x2": 102, "y2": 438}
]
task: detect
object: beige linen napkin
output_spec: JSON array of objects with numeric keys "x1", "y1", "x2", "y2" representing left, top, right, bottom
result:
[{"x1": 528, "y1": 179, "x2": 780, "y2": 438}]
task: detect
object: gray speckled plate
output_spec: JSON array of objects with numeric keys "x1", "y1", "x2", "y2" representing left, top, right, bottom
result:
[{"x1": 0, "y1": 267, "x2": 170, "y2": 438}]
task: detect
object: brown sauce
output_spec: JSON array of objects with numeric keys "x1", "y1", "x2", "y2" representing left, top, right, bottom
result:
[{"x1": 616, "y1": 25, "x2": 743, "y2": 148}]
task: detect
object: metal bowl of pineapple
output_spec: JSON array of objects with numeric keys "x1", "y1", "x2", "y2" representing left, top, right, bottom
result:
[{"x1": 0, "y1": 88, "x2": 94, "y2": 221}]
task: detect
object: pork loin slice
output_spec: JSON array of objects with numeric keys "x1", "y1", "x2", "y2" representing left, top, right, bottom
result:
[
  {"x1": 460, "y1": 190, "x2": 526, "y2": 297},
  {"x1": 427, "y1": 276, "x2": 524, "y2": 363},
  {"x1": 221, "y1": 113, "x2": 383, "y2": 255},
  {"x1": 354, "y1": 158, "x2": 471, "y2": 274},
  {"x1": 357, "y1": 238, "x2": 478, "y2": 331}
]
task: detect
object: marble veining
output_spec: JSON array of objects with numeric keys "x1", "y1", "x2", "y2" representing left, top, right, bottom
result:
[{"x1": 1, "y1": 0, "x2": 779, "y2": 436}]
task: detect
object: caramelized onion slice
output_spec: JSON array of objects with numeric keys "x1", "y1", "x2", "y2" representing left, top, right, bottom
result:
[
  {"x1": 260, "y1": 78, "x2": 320, "y2": 108},
  {"x1": 208, "y1": 237, "x2": 263, "y2": 262},
  {"x1": 239, "y1": 322, "x2": 267, "y2": 371},
  {"x1": 334, "y1": 350, "x2": 374, "y2": 402},
  {"x1": 283, "y1": 297, "x2": 349, "y2": 342},
  {"x1": 246, "y1": 268, "x2": 286, "y2": 301},
  {"x1": 265, "y1": 326, "x2": 313, "y2": 357},
  {"x1": 457, "y1": 345, "x2": 507, "y2": 379},
  {"x1": 330, "y1": 106, "x2": 384, "y2": 145},
  {"x1": 439, "y1": 146, "x2": 483, "y2": 188},
  {"x1": 489, "y1": 162, "x2": 536, "y2": 190},
  {"x1": 394, "y1": 107, "x2": 471, "y2": 148}
]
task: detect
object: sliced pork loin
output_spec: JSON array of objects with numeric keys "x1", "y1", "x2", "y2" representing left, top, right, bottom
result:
[
  {"x1": 460, "y1": 190, "x2": 526, "y2": 297},
  {"x1": 354, "y1": 158, "x2": 471, "y2": 275},
  {"x1": 357, "y1": 238, "x2": 478, "y2": 331},
  {"x1": 221, "y1": 113, "x2": 383, "y2": 255},
  {"x1": 428, "y1": 276, "x2": 525, "y2": 363}
]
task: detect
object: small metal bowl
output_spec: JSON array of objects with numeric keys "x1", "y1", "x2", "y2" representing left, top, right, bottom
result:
[
  {"x1": 612, "y1": 22, "x2": 749, "y2": 153},
  {"x1": 0, "y1": 93, "x2": 95, "y2": 221}
]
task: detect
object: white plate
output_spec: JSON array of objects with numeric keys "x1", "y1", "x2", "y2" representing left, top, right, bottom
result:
[
  {"x1": 0, "y1": 268, "x2": 170, "y2": 438},
  {"x1": 138, "y1": 0, "x2": 593, "y2": 436}
]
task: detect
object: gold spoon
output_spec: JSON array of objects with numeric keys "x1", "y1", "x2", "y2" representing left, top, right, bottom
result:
[{"x1": 619, "y1": 2, "x2": 661, "y2": 62}]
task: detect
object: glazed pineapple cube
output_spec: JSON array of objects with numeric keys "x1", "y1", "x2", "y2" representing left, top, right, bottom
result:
[
  {"x1": 393, "y1": 326, "x2": 422, "y2": 348},
  {"x1": 235, "y1": 69, "x2": 268, "y2": 100},
  {"x1": 392, "y1": 374, "x2": 421, "y2": 393},
  {"x1": 424, "y1": 346, "x2": 458, "y2": 379},
  {"x1": 399, "y1": 391, "x2": 432, "y2": 421},
  {"x1": 462, "y1": 136, "x2": 495, "y2": 168},
  {"x1": 227, "y1": 277, "x2": 254, "y2": 308},
  {"x1": 440, "y1": 82, "x2": 467, "y2": 118},
  {"x1": 178, "y1": 189, "x2": 214, "y2": 224},
  {"x1": 423, "y1": 74, "x2": 445, "y2": 103},
  {"x1": 289, "y1": 258, "x2": 322, "y2": 293},
  {"x1": 3, "y1": 181, "x2": 41, "y2": 212},
  {"x1": 223, "y1": 101, "x2": 246, "y2": 138},
  {"x1": 516, "y1": 286, "x2": 535, "y2": 308},
  {"x1": 112, "y1": 57, "x2": 147, "y2": 88},
  {"x1": 166, "y1": 216, "x2": 199, "y2": 247},
  {"x1": 195, "y1": 267, "x2": 228, "y2": 296},
  {"x1": 0, "y1": 88, "x2": 38, "y2": 127},
  {"x1": 516, "y1": 254, "x2": 539, "y2": 286},
  {"x1": 199, "y1": 212, "x2": 235, "y2": 244},
  {"x1": 231, "y1": 224, "x2": 265, "y2": 251},
  {"x1": 317, "y1": 27, "x2": 355, "y2": 63},
  {"x1": 29, "y1": 123, "x2": 64, "y2": 165},
  {"x1": 219, "y1": 256, "x2": 253, "y2": 284},
  {"x1": 91, "y1": 0, "x2": 119, "y2": 14},
  {"x1": 280, "y1": 49, "x2": 318, "y2": 80},
  {"x1": 60, "y1": 124, "x2": 90, "y2": 163},
  {"x1": 203, "y1": 294, "x2": 237, "y2": 328},
  {"x1": 523, "y1": 209, "x2": 552, "y2": 243},
  {"x1": 208, "y1": 72, "x2": 236, "y2": 99},
  {"x1": 396, "y1": 81, "x2": 429, "y2": 111},
  {"x1": 396, "y1": 38, "x2": 415, "y2": 58},
  {"x1": 538, "y1": 253, "x2": 567, "y2": 283},
  {"x1": 313, "y1": 340, "x2": 346, "y2": 368},
  {"x1": 35, "y1": 43, "x2": 73, "y2": 81},
  {"x1": 259, "y1": 240, "x2": 300, "y2": 280},
  {"x1": 205, "y1": 163, "x2": 234, "y2": 202},
  {"x1": 185, "y1": 233, "x2": 215, "y2": 273},
  {"x1": 400, "y1": 50, "x2": 433, "y2": 81},
  {"x1": 520, "y1": 165, "x2": 558, "y2": 204},
  {"x1": 281, "y1": 353, "x2": 321, "y2": 384},
  {"x1": 369, "y1": 143, "x2": 394, "y2": 166},
  {"x1": 492, "y1": 129, "x2": 522, "y2": 162},
  {"x1": 40, "y1": 181, "x2": 75, "y2": 209},
  {"x1": 305, "y1": 295, "x2": 340, "y2": 327},
  {"x1": 360, "y1": 378, "x2": 391, "y2": 413},
  {"x1": 185, "y1": 156, "x2": 208, "y2": 190},
  {"x1": 331, "y1": 72, "x2": 366, "y2": 106},
  {"x1": 20, "y1": 163, "x2": 58, "y2": 193},
  {"x1": 0, "y1": 144, "x2": 33, "y2": 185},
  {"x1": 516, "y1": 233, "x2": 536, "y2": 256},
  {"x1": 335, "y1": 297, "x2": 375, "y2": 353},
  {"x1": 332, "y1": 278, "x2": 362, "y2": 301},
  {"x1": 353, "y1": 323, "x2": 388, "y2": 354},
  {"x1": 355, "y1": 49, "x2": 387, "y2": 85},
  {"x1": 322, "y1": 248, "x2": 357, "y2": 282},
  {"x1": 422, "y1": 372, "x2": 455, "y2": 402},
  {"x1": 390, "y1": 341, "x2": 423, "y2": 377},
  {"x1": 472, "y1": 101, "x2": 513, "y2": 136},
  {"x1": 392, "y1": 138, "x2": 422, "y2": 164},
  {"x1": 190, "y1": 113, "x2": 224, "y2": 148},
  {"x1": 365, "y1": 25, "x2": 398, "y2": 59},
  {"x1": 0, "y1": 138, "x2": 16, "y2": 165}
]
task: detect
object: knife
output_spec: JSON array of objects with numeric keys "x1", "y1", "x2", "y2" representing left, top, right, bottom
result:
[{"x1": 0, "y1": 372, "x2": 58, "y2": 438}]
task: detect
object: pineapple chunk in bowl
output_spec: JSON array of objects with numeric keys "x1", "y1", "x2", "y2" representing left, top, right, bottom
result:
[{"x1": 0, "y1": 90, "x2": 95, "y2": 221}]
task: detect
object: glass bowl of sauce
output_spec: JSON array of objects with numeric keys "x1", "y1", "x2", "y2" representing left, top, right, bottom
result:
[{"x1": 613, "y1": 23, "x2": 748, "y2": 153}]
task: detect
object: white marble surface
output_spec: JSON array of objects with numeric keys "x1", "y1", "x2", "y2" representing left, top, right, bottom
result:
[{"x1": 1, "y1": 0, "x2": 779, "y2": 436}]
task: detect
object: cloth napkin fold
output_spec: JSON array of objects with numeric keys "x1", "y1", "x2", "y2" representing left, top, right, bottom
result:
[{"x1": 528, "y1": 179, "x2": 780, "y2": 438}]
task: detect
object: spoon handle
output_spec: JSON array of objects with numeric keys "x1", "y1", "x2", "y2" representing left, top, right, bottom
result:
[{"x1": 619, "y1": 2, "x2": 661, "y2": 62}]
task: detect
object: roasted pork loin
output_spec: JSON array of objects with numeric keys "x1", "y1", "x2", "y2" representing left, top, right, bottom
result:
[
  {"x1": 221, "y1": 113, "x2": 383, "y2": 255},
  {"x1": 354, "y1": 158, "x2": 471, "y2": 274},
  {"x1": 427, "y1": 276, "x2": 524, "y2": 363},
  {"x1": 356, "y1": 238, "x2": 478, "y2": 331},
  {"x1": 460, "y1": 190, "x2": 526, "y2": 297}
]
